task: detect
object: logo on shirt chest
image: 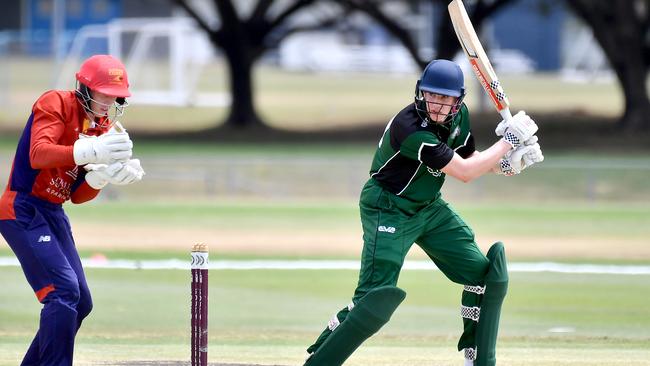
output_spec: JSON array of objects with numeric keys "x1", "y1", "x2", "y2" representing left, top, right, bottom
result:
[
  {"x1": 427, "y1": 167, "x2": 443, "y2": 177},
  {"x1": 46, "y1": 176, "x2": 73, "y2": 200},
  {"x1": 450, "y1": 126, "x2": 461, "y2": 139}
]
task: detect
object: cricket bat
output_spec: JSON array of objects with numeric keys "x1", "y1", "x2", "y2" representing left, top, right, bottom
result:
[{"x1": 448, "y1": 0, "x2": 513, "y2": 122}]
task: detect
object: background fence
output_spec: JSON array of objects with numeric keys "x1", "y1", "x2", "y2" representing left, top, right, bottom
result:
[{"x1": 2, "y1": 152, "x2": 646, "y2": 203}]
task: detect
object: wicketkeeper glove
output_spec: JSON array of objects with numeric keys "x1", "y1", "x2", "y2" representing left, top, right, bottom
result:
[
  {"x1": 84, "y1": 159, "x2": 145, "y2": 189},
  {"x1": 73, "y1": 122, "x2": 133, "y2": 165}
]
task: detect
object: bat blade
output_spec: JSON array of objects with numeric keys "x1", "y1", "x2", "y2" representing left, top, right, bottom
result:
[{"x1": 448, "y1": 0, "x2": 512, "y2": 121}]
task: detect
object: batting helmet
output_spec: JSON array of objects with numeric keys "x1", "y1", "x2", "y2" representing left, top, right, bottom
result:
[
  {"x1": 415, "y1": 59, "x2": 465, "y2": 124},
  {"x1": 76, "y1": 54, "x2": 130, "y2": 98}
]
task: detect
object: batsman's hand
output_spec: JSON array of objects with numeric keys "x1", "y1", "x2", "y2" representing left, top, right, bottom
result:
[
  {"x1": 74, "y1": 125, "x2": 132, "y2": 165},
  {"x1": 497, "y1": 136, "x2": 544, "y2": 176},
  {"x1": 495, "y1": 111, "x2": 538, "y2": 148}
]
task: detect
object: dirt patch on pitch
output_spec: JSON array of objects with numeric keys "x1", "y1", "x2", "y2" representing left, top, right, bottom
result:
[{"x1": 70, "y1": 223, "x2": 650, "y2": 261}]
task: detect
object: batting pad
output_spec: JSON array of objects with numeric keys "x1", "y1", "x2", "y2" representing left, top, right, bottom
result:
[
  {"x1": 304, "y1": 286, "x2": 406, "y2": 366},
  {"x1": 475, "y1": 242, "x2": 509, "y2": 366}
]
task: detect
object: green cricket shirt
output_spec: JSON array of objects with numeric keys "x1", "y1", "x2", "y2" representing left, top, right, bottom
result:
[{"x1": 369, "y1": 103, "x2": 475, "y2": 202}]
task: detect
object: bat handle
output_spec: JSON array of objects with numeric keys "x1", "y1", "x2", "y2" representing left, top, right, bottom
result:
[
  {"x1": 109, "y1": 121, "x2": 125, "y2": 133},
  {"x1": 498, "y1": 107, "x2": 513, "y2": 122}
]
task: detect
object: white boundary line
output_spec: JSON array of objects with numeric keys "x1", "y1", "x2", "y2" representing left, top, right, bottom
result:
[{"x1": 0, "y1": 257, "x2": 649, "y2": 275}]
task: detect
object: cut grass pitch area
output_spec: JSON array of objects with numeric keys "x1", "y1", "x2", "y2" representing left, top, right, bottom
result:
[
  {"x1": 0, "y1": 199, "x2": 649, "y2": 262},
  {"x1": 0, "y1": 267, "x2": 648, "y2": 365},
  {"x1": 1, "y1": 199, "x2": 646, "y2": 262}
]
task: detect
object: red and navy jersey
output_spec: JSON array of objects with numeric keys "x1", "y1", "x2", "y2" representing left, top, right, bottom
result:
[{"x1": 0, "y1": 90, "x2": 109, "y2": 220}]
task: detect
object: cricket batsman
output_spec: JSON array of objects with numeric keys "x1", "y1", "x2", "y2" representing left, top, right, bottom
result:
[
  {"x1": 304, "y1": 59, "x2": 544, "y2": 366},
  {"x1": 0, "y1": 54, "x2": 144, "y2": 365}
]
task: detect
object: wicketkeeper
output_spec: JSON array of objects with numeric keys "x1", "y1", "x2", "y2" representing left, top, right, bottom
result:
[
  {"x1": 0, "y1": 54, "x2": 144, "y2": 365},
  {"x1": 304, "y1": 59, "x2": 543, "y2": 366}
]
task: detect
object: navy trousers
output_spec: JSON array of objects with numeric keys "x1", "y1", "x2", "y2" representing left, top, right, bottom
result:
[{"x1": 0, "y1": 193, "x2": 93, "y2": 366}]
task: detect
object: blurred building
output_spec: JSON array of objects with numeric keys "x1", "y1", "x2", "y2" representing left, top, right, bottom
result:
[
  {"x1": 280, "y1": 0, "x2": 567, "y2": 74},
  {"x1": 492, "y1": 0, "x2": 565, "y2": 71},
  {"x1": 1, "y1": 0, "x2": 172, "y2": 55}
]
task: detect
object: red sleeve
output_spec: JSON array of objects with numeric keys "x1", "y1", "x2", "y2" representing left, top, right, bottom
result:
[
  {"x1": 30, "y1": 92, "x2": 76, "y2": 169},
  {"x1": 70, "y1": 182, "x2": 100, "y2": 204}
]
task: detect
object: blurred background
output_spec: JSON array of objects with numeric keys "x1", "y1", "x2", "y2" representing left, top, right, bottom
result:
[
  {"x1": 0, "y1": 1, "x2": 649, "y2": 365},
  {"x1": 0, "y1": 0, "x2": 648, "y2": 204}
]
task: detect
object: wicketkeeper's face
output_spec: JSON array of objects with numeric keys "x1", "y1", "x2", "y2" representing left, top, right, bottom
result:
[
  {"x1": 423, "y1": 92, "x2": 458, "y2": 124},
  {"x1": 88, "y1": 91, "x2": 118, "y2": 118}
]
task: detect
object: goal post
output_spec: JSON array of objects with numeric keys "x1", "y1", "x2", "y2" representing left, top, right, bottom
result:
[{"x1": 56, "y1": 17, "x2": 229, "y2": 107}]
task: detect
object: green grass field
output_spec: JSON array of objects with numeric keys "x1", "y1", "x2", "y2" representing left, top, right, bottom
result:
[
  {"x1": 0, "y1": 198, "x2": 649, "y2": 365},
  {"x1": 1, "y1": 266, "x2": 648, "y2": 366},
  {"x1": 0, "y1": 58, "x2": 648, "y2": 365},
  {"x1": 1, "y1": 142, "x2": 649, "y2": 364}
]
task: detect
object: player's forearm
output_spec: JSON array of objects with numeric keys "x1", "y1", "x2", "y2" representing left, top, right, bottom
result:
[
  {"x1": 466, "y1": 139, "x2": 512, "y2": 179},
  {"x1": 466, "y1": 151, "x2": 504, "y2": 174},
  {"x1": 30, "y1": 143, "x2": 75, "y2": 169},
  {"x1": 442, "y1": 139, "x2": 511, "y2": 182},
  {"x1": 70, "y1": 182, "x2": 101, "y2": 204}
]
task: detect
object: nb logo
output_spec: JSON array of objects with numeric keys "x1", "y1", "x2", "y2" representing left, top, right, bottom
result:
[
  {"x1": 378, "y1": 226, "x2": 396, "y2": 234},
  {"x1": 37, "y1": 235, "x2": 51, "y2": 243}
]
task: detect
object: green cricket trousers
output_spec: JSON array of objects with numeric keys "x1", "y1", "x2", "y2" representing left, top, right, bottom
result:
[{"x1": 307, "y1": 178, "x2": 494, "y2": 359}]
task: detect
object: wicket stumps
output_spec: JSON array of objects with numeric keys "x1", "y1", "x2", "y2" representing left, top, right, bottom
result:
[{"x1": 191, "y1": 243, "x2": 209, "y2": 366}]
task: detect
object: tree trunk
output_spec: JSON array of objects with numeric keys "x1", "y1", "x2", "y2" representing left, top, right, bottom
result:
[
  {"x1": 593, "y1": 13, "x2": 650, "y2": 131},
  {"x1": 608, "y1": 35, "x2": 650, "y2": 132},
  {"x1": 434, "y1": 0, "x2": 517, "y2": 62},
  {"x1": 435, "y1": 10, "x2": 459, "y2": 61},
  {"x1": 219, "y1": 41, "x2": 264, "y2": 129},
  {"x1": 621, "y1": 78, "x2": 650, "y2": 131},
  {"x1": 566, "y1": 0, "x2": 650, "y2": 131}
]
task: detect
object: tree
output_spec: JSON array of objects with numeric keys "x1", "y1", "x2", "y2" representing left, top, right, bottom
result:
[
  {"x1": 332, "y1": 1, "x2": 426, "y2": 67},
  {"x1": 433, "y1": 0, "x2": 517, "y2": 61},
  {"x1": 173, "y1": 0, "x2": 339, "y2": 129},
  {"x1": 334, "y1": 0, "x2": 517, "y2": 69},
  {"x1": 173, "y1": 0, "x2": 520, "y2": 129},
  {"x1": 565, "y1": 0, "x2": 650, "y2": 131}
]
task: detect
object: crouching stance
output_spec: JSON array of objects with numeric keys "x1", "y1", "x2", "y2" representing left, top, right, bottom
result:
[
  {"x1": 0, "y1": 55, "x2": 144, "y2": 366},
  {"x1": 304, "y1": 60, "x2": 543, "y2": 366}
]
